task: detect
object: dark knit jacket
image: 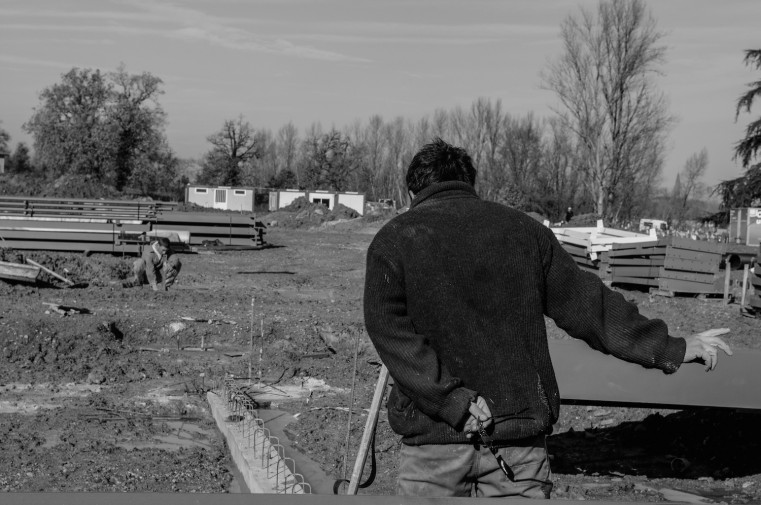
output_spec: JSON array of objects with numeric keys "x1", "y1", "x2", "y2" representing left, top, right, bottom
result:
[{"x1": 363, "y1": 181, "x2": 686, "y2": 446}]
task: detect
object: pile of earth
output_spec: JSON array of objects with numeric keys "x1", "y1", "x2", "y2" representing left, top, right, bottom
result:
[
  {"x1": 0, "y1": 249, "x2": 133, "y2": 288},
  {"x1": 264, "y1": 197, "x2": 360, "y2": 229},
  {"x1": 172, "y1": 202, "x2": 257, "y2": 215}
]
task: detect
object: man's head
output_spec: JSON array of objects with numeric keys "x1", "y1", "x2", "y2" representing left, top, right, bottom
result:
[
  {"x1": 405, "y1": 138, "x2": 477, "y2": 195},
  {"x1": 156, "y1": 237, "x2": 171, "y2": 255}
]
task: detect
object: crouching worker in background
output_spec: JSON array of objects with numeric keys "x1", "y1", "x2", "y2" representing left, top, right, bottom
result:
[{"x1": 123, "y1": 237, "x2": 181, "y2": 291}]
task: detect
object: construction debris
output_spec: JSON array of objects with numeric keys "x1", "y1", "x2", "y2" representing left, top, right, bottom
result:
[
  {"x1": 181, "y1": 316, "x2": 237, "y2": 325},
  {"x1": 0, "y1": 260, "x2": 40, "y2": 283},
  {"x1": 43, "y1": 302, "x2": 92, "y2": 316}
]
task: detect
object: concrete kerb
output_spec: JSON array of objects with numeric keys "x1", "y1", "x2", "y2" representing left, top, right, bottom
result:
[{"x1": 207, "y1": 390, "x2": 308, "y2": 494}]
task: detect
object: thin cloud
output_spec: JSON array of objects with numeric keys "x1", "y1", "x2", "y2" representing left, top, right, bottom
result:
[
  {"x1": 125, "y1": 0, "x2": 368, "y2": 62},
  {"x1": 0, "y1": 54, "x2": 75, "y2": 71},
  {"x1": 1, "y1": 2, "x2": 369, "y2": 63},
  {"x1": 169, "y1": 27, "x2": 369, "y2": 63},
  {"x1": 281, "y1": 21, "x2": 557, "y2": 45}
]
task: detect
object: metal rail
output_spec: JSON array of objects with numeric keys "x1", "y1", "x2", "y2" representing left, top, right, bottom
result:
[{"x1": 0, "y1": 196, "x2": 176, "y2": 221}]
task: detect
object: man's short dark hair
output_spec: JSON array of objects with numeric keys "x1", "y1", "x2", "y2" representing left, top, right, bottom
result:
[
  {"x1": 156, "y1": 237, "x2": 171, "y2": 249},
  {"x1": 405, "y1": 138, "x2": 477, "y2": 195}
]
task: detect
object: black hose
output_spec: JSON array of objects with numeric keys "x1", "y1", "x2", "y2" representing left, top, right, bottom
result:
[{"x1": 332, "y1": 430, "x2": 377, "y2": 494}]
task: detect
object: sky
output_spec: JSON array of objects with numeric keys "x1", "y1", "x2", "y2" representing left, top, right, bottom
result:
[{"x1": 1, "y1": 0, "x2": 759, "y2": 190}]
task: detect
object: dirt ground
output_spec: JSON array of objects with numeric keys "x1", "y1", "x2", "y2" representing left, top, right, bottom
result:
[{"x1": 1, "y1": 213, "x2": 761, "y2": 503}]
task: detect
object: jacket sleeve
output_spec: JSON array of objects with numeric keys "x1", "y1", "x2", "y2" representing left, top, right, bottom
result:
[
  {"x1": 539, "y1": 226, "x2": 685, "y2": 373},
  {"x1": 363, "y1": 240, "x2": 476, "y2": 430}
]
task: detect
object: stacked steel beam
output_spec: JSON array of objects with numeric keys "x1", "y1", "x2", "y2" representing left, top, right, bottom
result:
[
  {"x1": 0, "y1": 196, "x2": 267, "y2": 254},
  {"x1": 154, "y1": 211, "x2": 267, "y2": 247}
]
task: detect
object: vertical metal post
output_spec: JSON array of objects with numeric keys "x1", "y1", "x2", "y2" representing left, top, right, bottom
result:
[
  {"x1": 249, "y1": 297, "x2": 254, "y2": 385},
  {"x1": 724, "y1": 256, "x2": 732, "y2": 304}
]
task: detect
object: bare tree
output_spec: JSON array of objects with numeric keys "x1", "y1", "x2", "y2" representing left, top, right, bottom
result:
[
  {"x1": 276, "y1": 122, "x2": 299, "y2": 184},
  {"x1": 672, "y1": 148, "x2": 708, "y2": 225},
  {"x1": 355, "y1": 115, "x2": 387, "y2": 200},
  {"x1": 198, "y1": 115, "x2": 263, "y2": 186},
  {"x1": 542, "y1": 0, "x2": 674, "y2": 220},
  {"x1": 537, "y1": 117, "x2": 580, "y2": 220},
  {"x1": 384, "y1": 117, "x2": 412, "y2": 206},
  {"x1": 301, "y1": 129, "x2": 359, "y2": 191}
]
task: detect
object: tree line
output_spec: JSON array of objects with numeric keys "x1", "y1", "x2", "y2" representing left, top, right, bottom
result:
[{"x1": 2, "y1": 0, "x2": 759, "y2": 224}]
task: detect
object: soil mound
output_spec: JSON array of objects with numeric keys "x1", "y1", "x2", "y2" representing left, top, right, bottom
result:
[
  {"x1": 0, "y1": 249, "x2": 133, "y2": 287},
  {"x1": 264, "y1": 197, "x2": 360, "y2": 229}
]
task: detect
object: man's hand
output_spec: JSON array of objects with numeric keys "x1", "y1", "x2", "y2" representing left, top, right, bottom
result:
[
  {"x1": 683, "y1": 328, "x2": 732, "y2": 371},
  {"x1": 463, "y1": 396, "x2": 492, "y2": 439}
]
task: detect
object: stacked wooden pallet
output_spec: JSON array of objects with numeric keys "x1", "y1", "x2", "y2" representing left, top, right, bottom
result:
[
  {"x1": 552, "y1": 222, "x2": 656, "y2": 279},
  {"x1": 609, "y1": 237, "x2": 757, "y2": 295}
]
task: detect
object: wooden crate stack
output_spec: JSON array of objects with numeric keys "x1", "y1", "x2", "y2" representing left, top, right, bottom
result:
[
  {"x1": 748, "y1": 244, "x2": 761, "y2": 310},
  {"x1": 609, "y1": 237, "x2": 757, "y2": 295},
  {"x1": 553, "y1": 222, "x2": 655, "y2": 281}
]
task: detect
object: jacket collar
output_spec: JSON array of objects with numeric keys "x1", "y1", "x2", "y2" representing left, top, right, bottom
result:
[{"x1": 410, "y1": 181, "x2": 478, "y2": 210}]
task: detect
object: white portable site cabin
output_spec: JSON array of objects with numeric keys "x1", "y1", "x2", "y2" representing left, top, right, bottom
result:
[
  {"x1": 185, "y1": 185, "x2": 255, "y2": 212},
  {"x1": 269, "y1": 189, "x2": 366, "y2": 216},
  {"x1": 729, "y1": 207, "x2": 761, "y2": 246}
]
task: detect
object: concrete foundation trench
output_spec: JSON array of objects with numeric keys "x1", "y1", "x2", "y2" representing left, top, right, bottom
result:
[{"x1": 208, "y1": 377, "x2": 334, "y2": 495}]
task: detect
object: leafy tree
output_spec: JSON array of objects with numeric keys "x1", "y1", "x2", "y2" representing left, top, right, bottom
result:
[
  {"x1": 267, "y1": 169, "x2": 298, "y2": 189},
  {"x1": 715, "y1": 49, "x2": 761, "y2": 212},
  {"x1": 126, "y1": 138, "x2": 180, "y2": 199},
  {"x1": 23, "y1": 66, "x2": 172, "y2": 192},
  {"x1": 198, "y1": 116, "x2": 263, "y2": 186},
  {"x1": 0, "y1": 122, "x2": 10, "y2": 175},
  {"x1": 734, "y1": 49, "x2": 761, "y2": 169},
  {"x1": 24, "y1": 68, "x2": 113, "y2": 179},
  {"x1": 8, "y1": 142, "x2": 33, "y2": 174},
  {"x1": 542, "y1": 0, "x2": 673, "y2": 220},
  {"x1": 109, "y1": 64, "x2": 168, "y2": 190},
  {"x1": 0, "y1": 122, "x2": 10, "y2": 153}
]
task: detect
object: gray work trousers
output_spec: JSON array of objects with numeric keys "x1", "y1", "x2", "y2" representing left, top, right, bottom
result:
[{"x1": 397, "y1": 435, "x2": 552, "y2": 498}]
